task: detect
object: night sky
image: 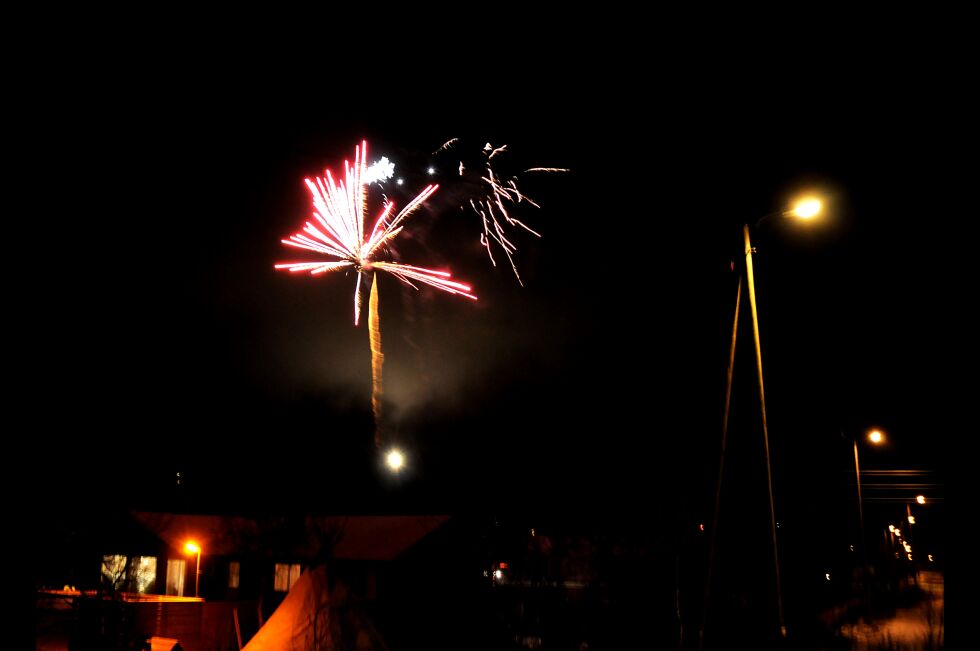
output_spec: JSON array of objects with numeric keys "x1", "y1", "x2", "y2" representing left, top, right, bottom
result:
[{"x1": 23, "y1": 51, "x2": 943, "y2": 541}]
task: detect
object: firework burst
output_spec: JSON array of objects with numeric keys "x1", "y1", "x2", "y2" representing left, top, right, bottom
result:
[
  {"x1": 276, "y1": 140, "x2": 476, "y2": 325},
  {"x1": 435, "y1": 138, "x2": 568, "y2": 285}
]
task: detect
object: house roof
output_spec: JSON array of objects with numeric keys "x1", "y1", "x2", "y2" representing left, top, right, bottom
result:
[{"x1": 131, "y1": 512, "x2": 449, "y2": 561}]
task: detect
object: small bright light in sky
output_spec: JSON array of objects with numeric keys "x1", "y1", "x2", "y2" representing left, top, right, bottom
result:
[
  {"x1": 868, "y1": 430, "x2": 884, "y2": 444},
  {"x1": 386, "y1": 448, "x2": 404, "y2": 472},
  {"x1": 825, "y1": 573, "x2": 831, "y2": 581},
  {"x1": 889, "y1": 525, "x2": 896, "y2": 532},
  {"x1": 363, "y1": 157, "x2": 395, "y2": 184},
  {"x1": 427, "y1": 166, "x2": 436, "y2": 175},
  {"x1": 494, "y1": 569, "x2": 503, "y2": 580},
  {"x1": 916, "y1": 495, "x2": 926, "y2": 505},
  {"x1": 908, "y1": 515, "x2": 916, "y2": 524},
  {"x1": 396, "y1": 177, "x2": 404, "y2": 185}
]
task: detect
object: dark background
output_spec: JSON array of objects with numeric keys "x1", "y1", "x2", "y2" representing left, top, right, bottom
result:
[
  {"x1": 19, "y1": 41, "x2": 944, "y2": 541},
  {"x1": 20, "y1": 27, "x2": 951, "y2": 650}
]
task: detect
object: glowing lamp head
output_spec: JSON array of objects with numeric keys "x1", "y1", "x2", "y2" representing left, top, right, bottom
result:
[
  {"x1": 791, "y1": 197, "x2": 822, "y2": 219},
  {"x1": 385, "y1": 448, "x2": 405, "y2": 472},
  {"x1": 185, "y1": 542, "x2": 200, "y2": 554},
  {"x1": 868, "y1": 430, "x2": 884, "y2": 444},
  {"x1": 916, "y1": 495, "x2": 926, "y2": 505}
]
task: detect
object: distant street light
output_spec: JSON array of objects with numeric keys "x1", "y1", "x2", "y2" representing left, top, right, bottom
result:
[
  {"x1": 906, "y1": 498, "x2": 924, "y2": 549},
  {"x1": 853, "y1": 429, "x2": 885, "y2": 571},
  {"x1": 185, "y1": 541, "x2": 202, "y2": 598}
]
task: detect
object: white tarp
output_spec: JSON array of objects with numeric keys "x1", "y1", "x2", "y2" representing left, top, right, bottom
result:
[{"x1": 242, "y1": 565, "x2": 387, "y2": 651}]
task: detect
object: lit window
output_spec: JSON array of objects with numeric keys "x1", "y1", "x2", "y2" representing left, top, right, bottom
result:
[
  {"x1": 274, "y1": 563, "x2": 302, "y2": 592},
  {"x1": 102, "y1": 555, "x2": 127, "y2": 589},
  {"x1": 133, "y1": 557, "x2": 157, "y2": 593},
  {"x1": 229, "y1": 561, "x2": 240, "y2": 589},
  {"x1": 166, "y1": 559, "x2": 186, "y2": 596},
  {"x1": 101, "y1": 555, "x2": 157, "y2": 593}
]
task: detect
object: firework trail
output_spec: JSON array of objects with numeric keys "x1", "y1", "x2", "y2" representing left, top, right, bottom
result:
[
  {"x1": 434, "y1": 138, "x2": 568, "y2": 284},
  {"x1": 368, "y1": 273, "x2": 383, "y2": 447},
  {"x1": 276, "y1": 141, "x2": 476, "y2": 448}
]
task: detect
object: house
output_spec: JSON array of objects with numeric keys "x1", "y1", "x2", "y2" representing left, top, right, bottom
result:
[{"x1": 39, "y1": 510, "x2": 448, "y2": 650}]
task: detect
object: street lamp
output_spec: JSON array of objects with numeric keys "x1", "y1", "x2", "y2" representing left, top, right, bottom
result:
[
  {"x1": 185, "y1": 541, "x2": 202, "y2": 598},
  {"x1": 906, "y1": 496, "x2": 926, "y2": 544},
  {"x1": 702, "y1": 195, "x2": 825, "y2": 647},
  {"x1": 853, "y1": 429, "x2": 885, "y2": 568},
  {"x1": 741, "y1": 195, "x2": 823, "y2": 639}
]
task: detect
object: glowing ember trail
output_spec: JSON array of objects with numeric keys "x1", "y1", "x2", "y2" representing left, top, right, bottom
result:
[
  {"x1": 368, "y1": 273, "x2": 383, "y2": 447},
  {"x1": 276, "y1": 140, "x2": 477, "y2": 325},
  {"x1": 435, "y1": 139, "x2": 568, "y2": 285}
]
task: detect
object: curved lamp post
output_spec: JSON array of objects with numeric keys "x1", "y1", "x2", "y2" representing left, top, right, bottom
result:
[
  {"x1": 742, "y1": 196, "x2": 823, "y2": 639},
  {"x1": 702, "y1": 195, "x2": 825, "y2": 648},
  {"x1": 853, "y1": 429, "x2": 885, "y2": 573}
]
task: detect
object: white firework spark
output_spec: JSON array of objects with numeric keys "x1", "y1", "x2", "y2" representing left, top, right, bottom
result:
[{"x1": 363, "y1": 156, "x2": 395, "y2": 185}]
